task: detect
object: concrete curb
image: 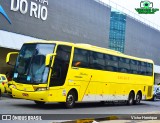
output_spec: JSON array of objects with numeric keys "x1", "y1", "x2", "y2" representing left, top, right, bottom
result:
[{"x1": 62, "y1": 115, "x2": 119, "y2": 123}]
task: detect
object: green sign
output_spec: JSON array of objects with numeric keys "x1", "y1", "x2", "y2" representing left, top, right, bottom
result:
[{"x1": 135, "y1": 1, "x2": 159, "y2": 14}]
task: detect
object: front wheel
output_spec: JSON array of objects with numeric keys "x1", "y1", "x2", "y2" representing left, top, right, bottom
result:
[
  {"x1": 34, "y1": 101, "x2": 45, "y2": 106},
  {"x1": 10, "y1": 94, "x2": 13, "y2": 98},
  {"x1": 64, "y1": 91, "x2": 76, "y2": 108}
]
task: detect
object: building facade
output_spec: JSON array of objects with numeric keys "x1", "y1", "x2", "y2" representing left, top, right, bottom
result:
[{"x1": 0, "y1": 0, "x2": 160, "y2": 83}]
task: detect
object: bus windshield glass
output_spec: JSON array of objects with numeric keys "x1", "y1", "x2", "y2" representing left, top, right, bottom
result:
[{"x1": 13, "y1": 43, "x2": 55, "y2": 84}]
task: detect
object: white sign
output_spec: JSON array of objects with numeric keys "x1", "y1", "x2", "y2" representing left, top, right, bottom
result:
[{"x1": 11, "y1": 0, "x2": 48, "y2": 21}]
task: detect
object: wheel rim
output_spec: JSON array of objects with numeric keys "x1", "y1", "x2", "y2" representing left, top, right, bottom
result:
[
  {"x1": 129, "y1": 97, "x2": 133, "y2": 104},
  {"x1": 129, "y1": 93, "x2": 134, "y2": 105},
  {"x1": 136, "y1": 94, "x2": 141, "y2": 103},
  {"x1": 67, "y1": 95, "x2": 74, "y2": 106}
]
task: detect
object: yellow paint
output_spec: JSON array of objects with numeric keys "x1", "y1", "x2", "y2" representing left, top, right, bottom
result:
[{"x1": 10, "y1": 41, "x2": 154, "y2": 103}]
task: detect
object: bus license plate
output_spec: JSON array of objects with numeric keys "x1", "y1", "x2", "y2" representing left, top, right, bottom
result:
[{"x1": 22, "y1": 93, "x2": 29, "y2": 97}]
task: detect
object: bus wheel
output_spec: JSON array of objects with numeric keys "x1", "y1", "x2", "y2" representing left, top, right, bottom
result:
[
  {"x1": 10, "y1": 94, "x2": 13, "y2": 98},
  {"x1": 65, "y1": 91, "x2": 75, "y2": 108},
  {"x1": 34, "y1": 101, "x2": 45, "y2": 106},
  {"x1": 127, "y1": 92, "x2": 134, "y2": 105},
  {"x1": 134, "y1": 92, "x2": 142, "y2": 105},
  {"x1": 152, "y1": 95, "x2": 156, "y2": 101},
  {"x1": 100, "y1": 101, "x2": 106, "y2": 105},
  {"x1": 0, "y1": 90, "x2": 1, "y2": 97}
]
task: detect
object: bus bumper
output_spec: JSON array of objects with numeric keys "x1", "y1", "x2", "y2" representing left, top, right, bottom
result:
[
  {"x1": 12, "y1": 88, "x2": 49, "y2": 102},
  {"x1": 6, "y1": 85, "x2": 12, "y2": 94}
]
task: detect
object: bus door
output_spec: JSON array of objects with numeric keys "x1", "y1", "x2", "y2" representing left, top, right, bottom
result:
[
  {"x1": 49, "y1": 45, "x2": 72, "y2": 101},
  {"x1": 69, "y1": 48, "x2": 93, "y2": 101}
]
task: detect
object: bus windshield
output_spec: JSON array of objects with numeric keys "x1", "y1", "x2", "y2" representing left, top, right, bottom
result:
[{"x1": 13, "y1": 43, "x2": 55, "y2": 84}]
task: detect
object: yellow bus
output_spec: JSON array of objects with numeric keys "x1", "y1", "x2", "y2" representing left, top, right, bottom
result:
[{"x1": 6, "y1": 41, "x2": 154, "y2": 108}]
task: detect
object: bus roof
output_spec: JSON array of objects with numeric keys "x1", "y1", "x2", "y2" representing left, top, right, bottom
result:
[
  {"x1": 25, "y1": 40, "x2": 154, "y2": 63},
  {"x1": 74, "y1": 43, "x2": 153, "y2": 63},
  {"x1": 26, "y1": 40, "x2": 74, "y2": 46}
]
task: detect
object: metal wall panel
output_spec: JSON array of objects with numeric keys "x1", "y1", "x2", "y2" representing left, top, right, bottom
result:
[
  {"x1": 0, "y1": 47, "x2": 17, "y2": 74},
  {"x1": 125, "y1": 16, "x2": 160, "y2": 65},
  {"x1": 0, "y1": 0, "x2": 110, "y2": 48},
  {"x1": 1, "y1": 0, "x2": 160, "y2": 65}
]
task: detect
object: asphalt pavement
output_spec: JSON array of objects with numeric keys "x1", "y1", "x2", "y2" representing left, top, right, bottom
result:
[{"x1": 0, "y1": 94, "x2": 160, "y2": 123}]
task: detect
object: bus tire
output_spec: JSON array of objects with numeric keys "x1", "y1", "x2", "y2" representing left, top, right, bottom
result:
[
  {"x1": 134, "y1": 92, "x2": 142, "y2": 105},
  {"x1": 34, "y1": 101, "x2": 45, "y2": 106},
  {"x1": 152, "y1": 95, "x2": 156, "y2": 101},
  {"x1": 65, "y1": 91, "x2": 76, "y2": 108},
  {"x1": 100, "y1": 101, "x2": 106, "y2": 105},
  {"x1": 0, "y1": 90, "x2": 1, "y2": 97},
  {"x1": 127, "y1": 92, "x2": 134, "y2": 105},
  {"x1": 10, "y1": 94, "x2": 13, "y2": 98}
]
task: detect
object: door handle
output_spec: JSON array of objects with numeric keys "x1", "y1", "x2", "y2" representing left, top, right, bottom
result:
[
  {"x1": 74, "y1": 76, "x2": 82, "y2": 78},
  {"x1": 72, "y1": 67, "x2": 79, "y2": 70}
]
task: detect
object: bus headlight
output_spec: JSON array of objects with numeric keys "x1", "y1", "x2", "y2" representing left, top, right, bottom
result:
[
  {"x1": 10, "y1": 85, "x2": 16, "y2": 89},
  {"x1": 36, "y1": 87, "x2": 48, "y2": 91}
]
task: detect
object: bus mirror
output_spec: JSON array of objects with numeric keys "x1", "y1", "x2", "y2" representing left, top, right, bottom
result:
[
  {"x1": 6, "y1": 52, "x2": 19, "y2": 65},
  {"x1": 45, "y1": 53, "x2": 56, "y2": 66}
]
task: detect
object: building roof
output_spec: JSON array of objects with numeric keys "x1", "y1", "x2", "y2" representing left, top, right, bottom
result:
[{"x1": 0, "y1": 30, "x2": 40, "y2": 50}]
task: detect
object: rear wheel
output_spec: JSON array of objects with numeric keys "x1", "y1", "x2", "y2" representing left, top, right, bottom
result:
[
  {"x1": 100, "y1": 101, "x2": 106, "y2": 105},
  {"x1": 134, "y1": 92, "x2": 142, "y2": 105},
  {"x1": 34, "y1": 101, "x2": 45, "y2": 106},
  {"x1": 127, "y1": 92, "x2": 134, "y2": 105},
  {"x1": 65, "y1": 91, "x2": 76, "y2": 108},
  {"x1": 152, "y1": 95, "x2": 156, "y2": 101}
]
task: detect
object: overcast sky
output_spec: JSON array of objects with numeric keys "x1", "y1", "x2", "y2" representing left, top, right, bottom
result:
[{"x1": 101, "y1": 0, "x2": 160, "y2": 29}]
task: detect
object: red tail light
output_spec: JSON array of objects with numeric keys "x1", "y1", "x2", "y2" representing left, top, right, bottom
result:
[{"x1": 2, "y1": 82, "x2": 5, "y2": 85}]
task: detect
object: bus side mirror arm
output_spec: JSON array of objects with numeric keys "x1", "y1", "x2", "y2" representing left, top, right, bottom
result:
[
  {"x1": 45, "y1": 53, "x2": 56, "y2": 67},
  {"x1": 6, "y1": 52, "x2": 19, "y2": 66}
]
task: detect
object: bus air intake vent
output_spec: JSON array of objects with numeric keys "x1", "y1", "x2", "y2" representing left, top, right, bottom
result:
[{"x1": 147, "y1": 86, "x2": 152, "y2": 97}]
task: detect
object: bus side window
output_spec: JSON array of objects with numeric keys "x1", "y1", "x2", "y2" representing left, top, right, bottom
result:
[
  {"x1": 72, "y1": 48, "x2": 89, "y2": 68},
  {"x1": 139, "y1": 62, "x2": 147, "y2": 75},
  {"x1": 90, "y1": 52, "x2": 105, "y2": 70},
  {"x1": 130, "y1": 60, "x2": 138, "y2": 74},
  {"x1": 118, "y1": 58, "x2": 130, "y2": 73},
  {"x1": 105, "y1": 55, "x2": 118, "y2": 72},
  {"x1": 146, "y1": 63, "x2": 153, "y2": 76}
]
